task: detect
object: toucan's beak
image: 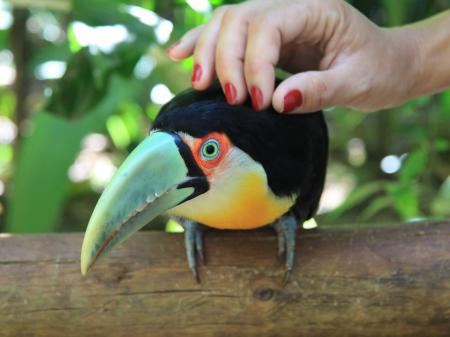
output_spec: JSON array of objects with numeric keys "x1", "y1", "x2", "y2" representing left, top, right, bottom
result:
[{"x1": 81, "y1": 131, "x2": 207, "y2": 274}]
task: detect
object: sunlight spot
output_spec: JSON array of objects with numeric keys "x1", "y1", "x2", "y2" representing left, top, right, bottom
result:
[
  {"x1": 0, "y1": 50, "x2": 15, "y2": 86},
  {"x1": 0, "y1": 117, "x2": 17, "y2": 144},
  {"x1": 42, "y1": 23, "x2": 62, "y2": 42},
  {"x1": 380, "y1": 155, "x2": 401, "y2": 174},
  {"x1": 0, "y1": 49, "x2": 13, "y2": 64},
  {"x1": 187, "y1": 0, "x2": 211, "y2": 13},
  {"x1": 44, "y1": 87, "x2": 53, "y2": 97},
  {"x1": 155, "y1": 20, "x2": 173, "y2": 44},
  {"x1": 166, "y1": 218, "x2": 184, "y2": 233},
  {"x1": 82, "y1": 133, "x2": 108, "y2": 153},
  {"x1": 68, "y1": 159, "x2": 90, "y2": 183},
  {"x1": 407, "y1": 216, "x2": 427, "y2": 222},
  {"x1": 35, "y1": 61, "x2": 67, "y2": 80},
  {"x1": 150, "y1": 84, "x2": 174, "y2": 105},
  {"x1": 72, "y1": 21, "x2": 129, "y2": 54},
  {"x1": 125, "y1": 5, "x2": 158, "y2": 26},
  {"x1": 347, "y1": 138, "x2": 366, "y2": 167},
  {"x1": 0, "y1": 65, "x2": 15, "y2": 86},
  {"x1": 68, "y1": 149, "x2": 117, "y2": 191},
  {"x1": 0, "y1": 180, "x2": 4, "y2": 196},
  {"x1": 26, "y1": 15, "x2": 41, "y2": 34},
  {"x1": 124, "y1": 5, "x2": 173, "y2": 44},
  {"x1": 319, "y1": 170, "x2": 355, "y2": 213},
  {"x1": 0, "y1": 6, "x2": 13, "y2": 30},
  {"x1": 91, "y1": 157, "x2": 117, "y2": 191},
  {"x1": 302, "y1": 218, "x2": 318, "y2": 230},
  {"x1": 134, "y1": 55, "x2": 155, "y2": 79}
]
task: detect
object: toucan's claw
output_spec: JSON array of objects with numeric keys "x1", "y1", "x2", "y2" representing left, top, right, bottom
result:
[
  {"x1": 276, "y1": 232, "x2": 286, "y2": 262},
  {"x1": 283, "y1": 269, "x2": 292, "y2": 287},
  {"x1": 272, "y1": 214, "x2": 298, "y2": 284},
  {"x1": 195, "y1": 227, "x2": 206, "y2": 265},
  {"x1": 182, "y1": 219, "x2": 206, "y2": 282}
]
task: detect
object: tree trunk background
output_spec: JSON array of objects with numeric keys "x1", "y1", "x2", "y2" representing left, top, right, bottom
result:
[{"x1": 1, "y1": 221, "x2": 449, "y2": 337}]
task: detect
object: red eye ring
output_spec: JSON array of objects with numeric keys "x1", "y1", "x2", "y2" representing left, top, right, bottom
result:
[{"x1": 193, "y1": 132, "x2": 231, "y2": 173}]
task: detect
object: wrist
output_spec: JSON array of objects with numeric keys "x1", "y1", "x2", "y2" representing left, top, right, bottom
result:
[
  {"x1": 379, "y1": 26, "x2": 423, "y2": 106},
  {"x1": 401, "y1": 11, "x2": 450, "y2": 99}
]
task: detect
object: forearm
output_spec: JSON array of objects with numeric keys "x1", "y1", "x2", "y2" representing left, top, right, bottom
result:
[{"x1": 409, "y1": 10, "x2": 450, "y2": 98}]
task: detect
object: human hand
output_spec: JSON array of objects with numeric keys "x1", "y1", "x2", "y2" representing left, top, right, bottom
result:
[{"x1": 168, "y1": 0, "x2": 422, "y2": 113}]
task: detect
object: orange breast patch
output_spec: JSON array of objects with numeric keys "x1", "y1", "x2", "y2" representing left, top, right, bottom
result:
[{"x1": 179, "y1": 171, "x2": 294, "y2": 229}]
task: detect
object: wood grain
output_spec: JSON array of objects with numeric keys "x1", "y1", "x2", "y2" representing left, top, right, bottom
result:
[{"x1": 1, "y1": 221, "x2": 450, "y2": 337}]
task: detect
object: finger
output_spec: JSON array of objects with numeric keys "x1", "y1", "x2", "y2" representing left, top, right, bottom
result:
[
  {"x1": 192, "y1": 6, "x2": 230, "y2": 90},
  {"x1": 168, "y1": 25, "x2": 205, "y2": 61},
  {"x1": 272, "y1": 68, "x2": 349, "y2": 113},
  {"x1": 215, "y1": 6, "x2": 252, "y2": 105},
  {"x1": 244, "y1": 14, "x2": 281, "y2": 110}
]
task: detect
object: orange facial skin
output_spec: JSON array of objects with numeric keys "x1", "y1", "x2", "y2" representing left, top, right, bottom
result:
[{"x1": 191, "y1": 132, "x2": 231, "y2": 173}]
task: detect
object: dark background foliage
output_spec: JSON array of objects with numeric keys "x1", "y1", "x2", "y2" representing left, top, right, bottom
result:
[{"x1": 0, "y1": 0, "x2": 448, "y2": 233}]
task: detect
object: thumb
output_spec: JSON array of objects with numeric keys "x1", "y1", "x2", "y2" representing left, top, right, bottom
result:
[{"x1": 272, "y1": 69, "x2": 347, "y2": 113}]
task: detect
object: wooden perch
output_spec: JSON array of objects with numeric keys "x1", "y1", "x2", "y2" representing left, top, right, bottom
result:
[{"x1": 1, "y1": 221, "x2": 450, "y2": 337}]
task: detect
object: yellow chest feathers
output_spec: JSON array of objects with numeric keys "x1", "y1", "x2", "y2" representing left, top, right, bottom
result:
[{"x1": 170, "y1": 147, "x2": 295, "y2": 229}]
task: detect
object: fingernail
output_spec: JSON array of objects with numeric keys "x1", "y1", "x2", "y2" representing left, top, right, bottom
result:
[
  {"x1": 283, "y1": 90, "x2": 303, "y2": 112},
  {"x1": 250, "y1": 86, "x2": 263, "y2": 110},
  {"x1": 167, "y1": 41, "x2": 180, "y2": 54},
  {"x1": 224, "y1": 82, "x2": 237, "y2": 104},
  {"x1": 191, "y1": 64, "x2": 202, "y2": 83}
]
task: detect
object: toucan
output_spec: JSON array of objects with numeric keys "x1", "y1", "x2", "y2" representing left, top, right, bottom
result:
[{"x1": 81, "y1": 82, "x2": 328, "y2": 282}]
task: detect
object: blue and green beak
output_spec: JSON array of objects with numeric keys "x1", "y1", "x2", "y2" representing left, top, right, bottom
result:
[{"x1": 80, "y1": 131, "x2": 208, "y2": 274}]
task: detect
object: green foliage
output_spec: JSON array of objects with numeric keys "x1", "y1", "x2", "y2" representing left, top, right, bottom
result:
[
  {"x1": 325, "y1": 182, "x2": 383, "y2": 222},
  {"x1": 6, "y1": 76, "x2": 140, "y2": 232},
  {"x1": 0, "y1": 0, "x2": 449, "y2": 232},
  {"x1": 0, "y1": 90, "x2": 16, "y2": 118}
]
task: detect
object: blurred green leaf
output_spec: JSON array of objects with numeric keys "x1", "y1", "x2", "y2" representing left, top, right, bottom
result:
[
  {"x1": 433, "y1": 138, "x2": 450, "y2": 152},
  {"x1": 6, "y1": 113, "x2": 86, "y2": 232},
  {"x1": 439, "y1": 90, "x2": 450, "y2": 118},
  {"x1": 67, "y1": 23, "x2": 82, "y2": 53},
  {"x1": 386, "y1": 182, "x2": 422, "y2": 220},
  {"x1": 404, "y1": 95, "x2": 432, "y2": 110},
  {"x1": 381, "y1": 0, "x2": 411, "y2": 25},
  {"x1": 0, "y1": 30, "x2": 8, "y2": 49},
  {"x1": 180, "y1": 56, "x2": 194, "y2": 71},
  {"x1": 6, "y1": 75, "x2": 139, "y2": 232},
  {"x1": 120, "y1": 102, "x2": 145, "y2": 141},
  {"x1": 45, "y1": 48, "x2": 101, "y2": 119},
  {"x1": 0, "y1": 144, "x2": 13, "y2": 173},
  {"x1": 107, "y1": 115, "x2": 131, "y2": 149},
  {"x1": 324, "y1": 182, "x2": 382, "y2": 221},
  {"x1": 0, "y1": 90, "x2": 16, "y2": 118},
  {"x1": 146, "y1": 104, "x2": 160, "y2": 121},
  {"x1": 431, "y1": 177, "x2": 450, "y2": 217},
  {"x1": 360, "y1": 195, "x2": 392, "y2": 221},
  {"x1": 399, "y1": 149, "x2": 427, "y2": 183}
]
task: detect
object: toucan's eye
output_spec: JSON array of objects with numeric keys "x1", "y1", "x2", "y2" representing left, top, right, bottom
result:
[{"x1": 200, "y1": 139, "x2": 220, "y2": 161}]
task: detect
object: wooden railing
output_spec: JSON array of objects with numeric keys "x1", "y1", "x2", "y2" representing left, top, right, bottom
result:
[{"x1": 1, "y1": 221, "x2": 449, "y2": 336}]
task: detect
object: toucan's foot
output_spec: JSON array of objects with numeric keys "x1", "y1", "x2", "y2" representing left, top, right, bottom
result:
[
  {"x1": 272, "y1": 214, "x2": 298, "y2": 284},
  {"x1": 179, "y1": 218, "x2": 206, "y2": 283}
]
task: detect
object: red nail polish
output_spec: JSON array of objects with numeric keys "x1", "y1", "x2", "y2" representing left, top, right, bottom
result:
[
  {"x1": 250, "y1": 86, "x2": 263, "y2": 110},
  {"x1": 283, "y1": 90, "x2": 303, "y2": 112},
  {"x1": 167, "y1": 41, "x2": 180, "y2": 54},
  {"x1": 224, "y1": 82, "x2": 237, "y2": 104},
  {"x1": 191, "y1": 64, "x2": 202, "y2": 83}
]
